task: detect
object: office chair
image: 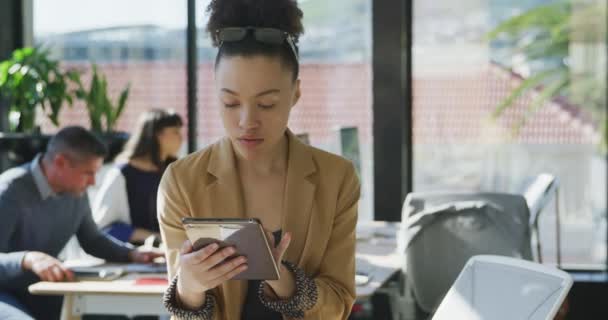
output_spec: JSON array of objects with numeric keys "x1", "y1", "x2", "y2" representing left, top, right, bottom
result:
[
  {"x1": 432, "y1": 255, "x2": 572, "y2": 320},
  {"x1": 398, "y1": 192, "x2": 533, "y2": 318},
  {"x1": 396, "y1": 174, "x2": 560, "y2": 319},
  {"x1": 523, "y1": 174, "x2": 561, "y2": 267}
]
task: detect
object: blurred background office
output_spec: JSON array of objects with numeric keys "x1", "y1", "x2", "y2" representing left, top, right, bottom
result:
[{"x1": 0, "y1": 0, "x2": 606, "y2": 319}]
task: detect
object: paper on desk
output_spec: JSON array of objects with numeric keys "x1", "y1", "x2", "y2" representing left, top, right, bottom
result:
[{"x1": 62, "y1": 258, "x2": 105, "y2": 268}]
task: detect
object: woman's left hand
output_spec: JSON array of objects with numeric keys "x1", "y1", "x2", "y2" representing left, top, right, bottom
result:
[
  {"x1": 264, "y1": 230, "x2": 296, "y2": 298},
  {"x1": 265, "y1": 230, "x2": 291, "y2": 265}
]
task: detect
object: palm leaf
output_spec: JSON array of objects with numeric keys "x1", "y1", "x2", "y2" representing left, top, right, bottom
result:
[
  {"x1": 110, "y1": 84, "x2": 130, "y2": 132},
  {"x1": 512, "y1": 75, "x2": 570, "y2": 134},
  {"x1": 485, "y1": 2, "x2": 570, "y2": 40},
  {"x1": 492, "y1": 69, "x2": 561, "y2": 118}
]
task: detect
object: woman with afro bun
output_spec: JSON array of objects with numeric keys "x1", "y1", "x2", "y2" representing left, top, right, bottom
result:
[{"x1": 157, "y1": 0, "x2": 359, "y2": 319}]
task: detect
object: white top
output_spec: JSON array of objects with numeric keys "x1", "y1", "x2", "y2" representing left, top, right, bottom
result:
[{"x1": 92, "y1": 167, "x2": 132, "y2": 229}]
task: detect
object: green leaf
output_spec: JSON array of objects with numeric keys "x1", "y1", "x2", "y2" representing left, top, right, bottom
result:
[
  {"x1": 492, "y1": 69, "x2": 560, "y2": 118},
  {"x1": 520, "y1": 39, "x2": 569, "y2": 62},
  {"x1": 486, "y1": 2, "x2": 570, "y2": 41},
  {"x1": 0, "y1": 61, "x2": 9, "y2": 86},
  {"x1": 112, "y1": 84, "x2": 130, "y2": 130},
  {"x1": 67, "y1": 70, "x2": 81, "y2": 82},
  {"x1": 512, "y1": 75, "x2": 570, "y2": 134},
  {"x1": 8, "y1": 63, "x2": 22, "y2": 75}
]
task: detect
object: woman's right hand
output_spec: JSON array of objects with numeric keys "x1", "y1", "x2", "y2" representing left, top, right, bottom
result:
[{"x1": 176, "y1": 240, "x2": 248, "y2": 309}]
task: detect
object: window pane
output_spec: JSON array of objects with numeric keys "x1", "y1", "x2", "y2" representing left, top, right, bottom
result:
[
  {"x1": 34, "y1": 0, "x2": 188, "y2": 143},
  {"x1": 413, "y1": 0, "x2": 607, "y2": 269},
  {"x1": 195, "y1": 0, "x2": 374, "y2": 220}
]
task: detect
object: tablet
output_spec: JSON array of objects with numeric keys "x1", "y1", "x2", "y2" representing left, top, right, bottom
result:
[{"x1": 182, "y1": 217, "x2": 280, "y2": 280}]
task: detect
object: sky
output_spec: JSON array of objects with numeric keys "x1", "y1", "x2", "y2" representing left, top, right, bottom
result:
[
  {"x1": 34, "y1": 0, "x2": 213, "y2": 36},
  {"x1": 32, "y1": 0, "x2": 321, "y2": 36}
]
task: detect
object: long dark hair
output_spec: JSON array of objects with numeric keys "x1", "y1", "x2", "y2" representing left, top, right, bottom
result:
[
  {"x1": 116, "y1": 109, "x2": 183, "y2": 170},
  {"x1": 206, "y1": 0, "x2": 304, "y2": 81}
]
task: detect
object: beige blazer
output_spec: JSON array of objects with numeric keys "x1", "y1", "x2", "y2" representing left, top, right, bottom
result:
[{"x1": 157, "y1": 130, "x2": 360, "y2": 320}]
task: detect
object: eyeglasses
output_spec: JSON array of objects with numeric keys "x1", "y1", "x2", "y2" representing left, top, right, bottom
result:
[{"x1": 215, "y1": 27, "x2": 299, "y2": 62}]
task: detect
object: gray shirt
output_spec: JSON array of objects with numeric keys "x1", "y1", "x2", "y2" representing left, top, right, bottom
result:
[{"x1": 0, "y1": 155, "x2": 133, "y2": 286}]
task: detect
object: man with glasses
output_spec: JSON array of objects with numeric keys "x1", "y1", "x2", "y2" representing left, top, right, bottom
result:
[{"x1": 0, "y1": 126, "x2": 162, "y2": 320}]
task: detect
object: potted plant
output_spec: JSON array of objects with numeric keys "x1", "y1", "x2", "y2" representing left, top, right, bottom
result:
[
  {"x1": 0, "y1": 47, "x2": 79, "y2": 169},
  {"x1": 0, "y1": 47, "x2": 78, "y2": 132},
  {"x1": 74, "y1": 64, "x2": 131, "y2": 161}
]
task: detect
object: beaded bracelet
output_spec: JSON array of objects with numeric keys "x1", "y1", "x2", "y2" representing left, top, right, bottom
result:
[
  {"x1": 258, "y1": 261, "x2": 318, "y2": 319},
  {"x1": 163, "y1": 275, "x2": 216, "y2": 320}
]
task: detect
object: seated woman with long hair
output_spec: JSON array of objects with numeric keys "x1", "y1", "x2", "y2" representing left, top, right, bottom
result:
[{"x1": 93, "y1": 109, "x2": 184, "y2": 246}]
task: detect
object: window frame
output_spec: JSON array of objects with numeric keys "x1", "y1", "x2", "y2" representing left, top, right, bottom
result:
[{"x1": 10, "y1": 0, "x2": 608, "y2": 270}]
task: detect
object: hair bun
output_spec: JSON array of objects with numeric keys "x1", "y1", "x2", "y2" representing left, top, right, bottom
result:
[{"x1": 206, "y1": 0, "x2": 304, "y2": 46}]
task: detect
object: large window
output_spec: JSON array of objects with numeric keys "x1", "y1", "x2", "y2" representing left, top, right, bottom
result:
[
  {"x1": 413, "y1": 0, "x2": 607, "y2": 269},
  {"x1": 31, "y1": 0, "x2": 373, "y2": 221},
  {"x1": 34, "y1": 0, "x2": 188, "y2": 140},
  {"x1": 195, "y1": 0, "x2": 374, "y2": 220}
]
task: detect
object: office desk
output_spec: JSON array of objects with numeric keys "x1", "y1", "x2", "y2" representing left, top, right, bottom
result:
[
  {"x1": 355, "y1": 221, "x2": 403, "y2": 298},
  {"x1": 29, "y1": 221, "x2": 402, "y2": 319},
  {"x1": 29, "y1": 273, "x2": 168, "y2": 320}
]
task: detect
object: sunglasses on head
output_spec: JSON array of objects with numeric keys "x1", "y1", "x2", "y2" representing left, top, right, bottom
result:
[{"x1": 215, "y1": 27, "x2": 299, "y2": 61}]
